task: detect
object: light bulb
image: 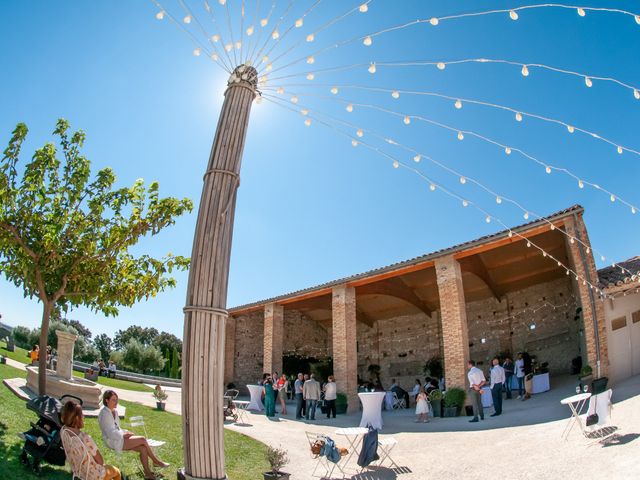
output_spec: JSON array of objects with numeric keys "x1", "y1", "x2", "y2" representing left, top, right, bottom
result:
[
  {"x1": 262, "y1": 55, "x2": 269, "y2": 63},
  {"x1": 235, "y1": 41, "x2": 242, "y2": 50},
  {"x1": 515, "y1": 112, "x2": 523, "y2": 122},
  {"x1": 636, "y1": 15, "x2": 640, "y2": 25},
  {"x1": 505, "y1": 147, "x2": 512, "y2": 155},
  {"x1": 393, "y1": 160, "x2": 399, "y2": 169},
  {"x1": 363, "y1": 36, "x2": 372, "y2": 46},
  {"x1": 601, "y1": 255, "x2": 605, "y2": 261},
  {"x1": 306, "y1": 73, "x2": 314, "y2": 80},
  {"x1": 617, "y1": 146, "x2": 623, "y2": 154},
  {"x1": 183, "y1": 14, "x2": 192, "y2": 24},
  {"x1": 307, "y1": 56, "x2": 315, "y2": 64},
  {"x1": 331, "y1": 87, "x2": 338, "y2": 94},
  {"x1": 193, "y1": 47, "x2": 201, "y2": 56},
  {"x1": 403, "y1": 116, "x2": 411, "y2": 125},
  {"x1": 304, "y1": 118, "x2": 311, "y2": 127},
  {"x1": 527, "y1": 242, "x2": 531, "y2": 248},
  {"x1": 521, "y1": 65, "x2": 529, "y2": 77},
  {"x1": 291, "y1": 95, "x2": 299, "y2": 104},
  {"x1": 586, "y1": 247, "x2": 590, "y2": 254},
  {"x1": 356, "y1": 128, "x2": 363, "y2": 138},
  {"x1": 429, "y1": 184, "x2": 436, "y2": 191},
  {"x1": 210, "y1": 53, "x2": 218, "y2": 61},
  {"x1": 413, "y1": 154, "x2": 421, "y2": 162},
  {"x1": 359, "y1": 3, "x2": 368, "y2": 13},
  {"x1": 351, "y1": 140, "x2": 358, "y2": 147},
  {"x1": 566, "y1": 270, "x2": 570, "y2": 275},
  {"x1": 260, "y1": 18, "x2": 268, "y2": 27},
  {"x1": 635, "y1": 89, "x2": 640, "y2": 100},
  {"x1": 567, "y1": 125, "x2": 575, "y2": 133},
  {"x1": 496, "y1": 196, "x2": 502, "y2": 204},
  {"x1": 225, "y1": 44, "x2": 233, "y2": 52},
  {"x1": 485, "y1": 216, "x2": 491, "y2": 223},
  {"x1": 545, "y1": 166, "x2": 551, "y2": 174},
  {"x1": 276, "y1": 87, "x2": 284, "y2": 94},
  {"x1": 218, "y1": 0, "x2": 226, "y2": 4},
  {"x1": 301, "y1": 109, "x2": 309, "y2": 116},
  {"x1": 457, "y1": 131, "x2": 464, "y2": 141},
  {"x1": 578, "y1": 179, "x2": 584, "y2": 189},
  {"x1": 557, "y1": 261, "x2": 561, "y2": 266},
  {"x1": 368, "y1": 63, "x2": 376, "y2": 74},
  {"x1": 543, "y1": 251, "x2": 547, "y2": 257},
  {"x1": 577, "y1": 7, "x2": 586, "y2": 17},
  {"x1": 570, "y1": 237, "x2": 575, "y2": 244},
  {"x1": 454, "y1": 99, "x2": 462, "y2": 109},
  {"x1": 459, "y1": 176, "x2": 466, "y2": 184},
  {"x1": 246, "y1": 26, "x2": 254, "y2": 36},
  {"x1": 430, "y1": 17, "x2": 439, "y2": 26},
  {"x1": 391, "y1": 90, "x2": 400, "y2": 99},
  {"x1": 462, "y1": 200, "x2": 468, "y2": 207},
  {"x1": 266, "y1": 64, "x2": 273, "y2": 72},
  {"x1": 523, "y1": 212, "x2": 529, "y2": 220},
  {"x1": 585, "y1": 77, "x2": 593, "y2": 87},
  {"x1": 255, "y1": 96, "x2": 262, "y2": 104},
  {"x1": 346, "y1": 104, "x2": 353, "y2": 113},
  {"x1": 509, "y1": 10, "x2": 519, "y2": 20},
  {"x1": 436, "y1": 62, "x2": 446, "y2": 70},
  {"x1": 508, "y1": 231, "x2": 513, "y2": 238},
  {"x1": 610, "y1": 194, "x2": 616, "y2": 202},
  {"x1": 306, "y1": 33, "x2": 315, "y2": 42},
  {"x1": 295, "y1": 18, "x2": 303, "y2": 28},
  {"x1": 632, "y1": 207, "x2": 637, "y2": 214},
  {"x1": 156, "y1": 10, "x2": 165, "y2": 20},
  {"x1": 272, "y1": 30, "x2": 280, "y2": 40}
]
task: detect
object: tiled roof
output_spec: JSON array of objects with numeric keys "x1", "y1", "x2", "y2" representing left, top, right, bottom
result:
[
  {"x1": 229, "y1": 204, "x2": 583, "y2": 313},
  {"x1": 598, "y1": 256, "x2": 640, "y2": 289}
]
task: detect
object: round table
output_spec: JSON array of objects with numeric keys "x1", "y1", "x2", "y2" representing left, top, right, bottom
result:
[
  {"x1": 247, "y1": 384, "x2": 264, "y2": 411},
  {"x1": 358, "y1": 392, "x2": 385, "y2": 429},
  {"x1": 560, "y1": 392, "x2": 591, "y2": 439}
]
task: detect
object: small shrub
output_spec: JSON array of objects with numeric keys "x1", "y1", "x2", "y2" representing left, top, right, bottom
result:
[
  {"x1": 580, "y1": 365, "x2": 593, "y2": 377},
  {"x1": 443, "y1": 387, "x2": 466, "y2": 408},
  {"x1": 265, "y1": 445, "x2": 289, "y2": 474},
  {"x1": 335, "y1": 392, "x2": 348, "y2": 405},
  {"x1": 428, "y1": 389, "x2": 442, "y2": 401},
  {"x1": 152, "y1": 385, "x2": 168, "y2": 402}
]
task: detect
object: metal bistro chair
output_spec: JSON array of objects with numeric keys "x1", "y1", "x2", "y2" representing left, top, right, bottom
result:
[
  {"x1": 391, "y1": 392, "x2": 406, "y2": 410},
  {"x1": 128, "y1": 416, "x2": 165, "y2": 448},
  {"x1": 305, "y1": 431, "x2": 345, "y2": 479},
  {"x1": 60, "y1": 428, "x2": 91, "y2": 480}
]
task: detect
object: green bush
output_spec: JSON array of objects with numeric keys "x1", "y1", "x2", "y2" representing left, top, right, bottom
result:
[
  {"x1": 335, "y1": 392, "x2": 348, "y2": 405},
  {"x1": 443, "y1": 387, "x2": 466, "y2": 408},
  {"x1": 428, "y1": 389, "x2": 442, "y2": 401},
  {"x1": 580, "y1": 365, "x2": 593, "y2": 377}
]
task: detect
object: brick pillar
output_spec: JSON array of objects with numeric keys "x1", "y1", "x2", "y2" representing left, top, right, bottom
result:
[
  {"x1": 564, "y1": 214, "x2": 609, "y2": 378},
  {"x1": 435, "y1": 255, "x2": 470, "y2": 389},
  {"x1": 332, "y1": 285, "x2": 359, "y2": 413},
  {"x1": 224, "y1": 316, "x2": 236, "y2": 386},
  {"x1": 263, "y1": 303, "x2": 284, "y2": 375}
]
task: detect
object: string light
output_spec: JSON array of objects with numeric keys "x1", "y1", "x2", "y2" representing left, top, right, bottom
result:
[
  {"x1": 306, "y1": 73, "x2": 315, "y2": 80},
  {"x1": 183, "y1": 14, "x2": 192, "y2": 24},
  {"x1": 457, "y1": 131, "x2": 464, "y2": 140},
  {"x1": 304, "y1": 118, "x2": 312, "y2": 127},
  {"x1": 413, "y1": 154, "x2": 421, "y2": 162},
  {"x1": 523, "y1": 212, "x2": 529, "y2": 220},
  {"x1": 635, "y1": 89, "x2": 640, "y2": 100},
  {"x1": 430, "y1": 17, "x2": 439, "y2": 26},
  {"x1": 545, "y1": 166, "x2": 552, "y2": 174},
  {"x1": 515, "y1": 112, "x2": 523, "y2": 122},
  {"x1": 359, "y1": 3, "x2": 369, "y2": 13},
  {"x1": 567, "y1": 125, "x2": 575, "y2": 133},
  {"x1": 496, "y1": 196, "x2": 502, "y2": 204},
  {"x1": 393, "y1": 160, "x2": 399, "y2": 168},
  {"x1": 505, "y1": 147, "x2": 512, "y2": 155},
  {"x1": 346, "y1": 103, "x2": 353, "y2": 112},
  {"x1": 585, "y1": 77, "x2": 593, "y2": 88},
  {"x1": 436, "y1": 62, "x2": 446, "y2": 70},
  {"x1": 485, "y1": 215, "x2": 491, "y2": 223},
  {"x1": 509, "y1": 10, "x2": 519, "y2": 20},
  {"x1": 260, "y1": 18, "x2": 268, "y2": 27},
  {"x1": 193, "y1": 47, "x2": 201, "y2": 56},
  {"x1": 356, "y1": 128, "x2": 364, "y2": 137},
  {"x1": 454, "y1": 99, "x2": 462, "y2": 109},
  {"x1": 295, "y1": 18, "x2": 303, "y2": 28},
  {"x1": 429, "y1": 183, "x2": 436, "y2": 191},
  {"x1": 351, "y1": 139, "x2": 358, "y2": 147},
  {"x1": 276, "y1": 87, "x2": 284, "y2": 94},
  {"x1": 331, "y1": 86, "x2": 339, "y2": 94},
  {"x1": 459, "y1": 176, "x2": 466, "y2": 184},
  {"x1": 368, "y1": 63, "x2": 377, "y2": 74},
  {"x1": 403, "y1": 116, "x2": 411, "y2": 125},
  {"x1": 272, "y1": 30, "x2": 280, "y2": 40},
  {"x1": 577, "y1": 7, "x2": 586, "y2": 17},
  {"x1": 363, "y1": 36, "x2": 373, "y2": 46},
  {"x1": 617, "y1": 146, "x2": 623, "y2": 154},
  {"x1": 306, "y1": 33, "x2": 315, "y2": 42},
  {"x1": 156, "y1": 10, "x2": 165, "y2": 20},
  {"x1": 521, "y1": 65, "x2": 529, "y2": 76},
  {"x1": 246, "y1": 25, "x2": 254, "y2": 36},
  {"x1": 291, "y1": 95, "x2": 299, "y2": 104},
  {"x1": 391, "y1": 90, "x2": 400, "y2": 99}
]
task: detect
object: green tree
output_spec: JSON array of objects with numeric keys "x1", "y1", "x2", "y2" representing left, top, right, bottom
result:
[
  {"x1": 93, "y1": 333, "x2": 113, "y2": 362},
  {"x1": 170, "y1": 346, "x2": 180, "y2": 379},
  {"x1": 11, "y1": 325, "x2": 33, "y2": 349},
  {"x1": 153, "y1": 331, "x2": 182, "y2": 355},
  {"x1": 0, "y1": 120, "x2": 192, "y2": 394},
  {"x1": 113, "y1": 325, "x2": 159, "y2": 350},
  {"x1": 121, "y1": 338, "x2": 165, "y2": 373}
]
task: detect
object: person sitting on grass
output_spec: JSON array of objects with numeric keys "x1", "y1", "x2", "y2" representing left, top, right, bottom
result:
[
  {"x1": 98, "y1": 390, "x2": 169, "y2": 480},
  {"x1": 60, "y1": 399, "x2": 122, "y2": 480}
]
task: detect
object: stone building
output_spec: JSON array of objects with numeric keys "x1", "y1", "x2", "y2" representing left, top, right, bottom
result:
[{"x1": 226, "y1": 205, "x2": 609, "y2": 412}]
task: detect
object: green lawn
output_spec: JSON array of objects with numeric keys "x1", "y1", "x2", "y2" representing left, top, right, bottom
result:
[
  {"x1": 0, "y1": 363, "x2": 268, "y2": 479},
  {"x1": 0, "y1": 341, "x2": 152, "y2": 392}
]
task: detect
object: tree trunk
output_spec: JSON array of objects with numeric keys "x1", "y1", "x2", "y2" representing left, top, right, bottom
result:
[
  {"x1": 38, "y1": 301, "x2": 53, "y2": 396},
  {"x1": 181, "y1": 65, "x2": 257, "y2": 480}
]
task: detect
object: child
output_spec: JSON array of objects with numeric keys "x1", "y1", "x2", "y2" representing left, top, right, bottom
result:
[{"x1": 415, "y1": 389, "x2": 429, "y2": 423}]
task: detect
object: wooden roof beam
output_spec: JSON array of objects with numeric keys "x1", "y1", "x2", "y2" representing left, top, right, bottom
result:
[
  {"x1": 356, "y1": 277, "x2": 433, "y2": 317},
  {"x1": 460, "y1": 255, "x2": 503, "y2": 301}
]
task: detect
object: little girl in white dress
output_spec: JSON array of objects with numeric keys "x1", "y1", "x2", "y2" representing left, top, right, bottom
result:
[{"x1": 415, "y1": 390, "x2": 429, "y2": 423}]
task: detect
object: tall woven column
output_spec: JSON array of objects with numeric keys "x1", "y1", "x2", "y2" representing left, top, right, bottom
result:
[{"x1": 180, "y1": 65, "x2": 257, "y2": 480}]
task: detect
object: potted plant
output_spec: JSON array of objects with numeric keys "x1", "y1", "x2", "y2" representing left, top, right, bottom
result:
[
  {"x1": 443, "y1": 387, "x2": 466, "y2": 417},
  {"x1": 428, "y1": 389, "x2": 442, "y2": 418},
  {"x1": 263, "y1": 445, "x2": 290, "y2": 479},
  {"x1": 578, "y1": 365, "x2": 593, "y2": 391},
  {"x1": 153, "y1": 385, "x2": 168, "y2": 411},
  {"x1": 335, "y1": 392, "x2": 348, "y2": 415}
]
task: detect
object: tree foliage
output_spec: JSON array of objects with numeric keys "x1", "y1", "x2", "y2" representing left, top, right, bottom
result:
[
  {"x1": 121, "y1": 338, "x2": 165, "y2": 373},
  {"x1": 153, "y1": 330, "x2": 182, "y2": 355},
  {"x1": 0, "y1": 120, "x2": 192, "y2": 393},
  {"x1": 113, "y1": 325, "x2": 159, "y2": 350},
  {"x1": 93, "y1": 333, "x2": 113, "y2": 361}
]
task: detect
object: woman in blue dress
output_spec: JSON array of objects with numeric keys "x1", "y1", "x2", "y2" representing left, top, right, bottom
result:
[{"x1": 263, "y1": 378, "x2": 276, "y2": 417}]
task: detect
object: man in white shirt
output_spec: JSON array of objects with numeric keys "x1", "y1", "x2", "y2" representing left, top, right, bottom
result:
[
  {"x1": 490, "y1": 358, "x2": 506, "y2": 416},
  {"x1": 515, "y1": 353, "x2": 525, "y2": 399},
  {"x1": 467, "y1": 360, "x2": 486, "y2": 423},
  {"x1": 303, "y1": 374, "x2": 321, "y2": 420}
]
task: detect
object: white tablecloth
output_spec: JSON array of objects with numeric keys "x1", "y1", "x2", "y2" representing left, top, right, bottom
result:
[
  {"x1": 247, "y1": 384, "x2": 264, "y2": 411},
  {"x1": 384, "y1": 391, "x2": 394, "y2": 410},
  {"x1": 481, "y1": 387, "x2": 493, "y2": 407},
  {"x1": 532, "y1": 373, "x2": 550, "y2": 394},
  {"x1": 359, "y1": 392, "x2": 385, "y2": 429}
]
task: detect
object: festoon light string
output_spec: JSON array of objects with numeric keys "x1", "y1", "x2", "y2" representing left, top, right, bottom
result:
[{"x1": 261, "y1": 92, "x2": 616, "y2": 300}]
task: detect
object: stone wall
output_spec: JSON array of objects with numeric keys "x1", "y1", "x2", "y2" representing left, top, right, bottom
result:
[
  {"x1": 232, "y1": 311, "x2": 264, "y2": 389},
  {"x1": 283, "y1": 310, "x2": 330, "y2": 359}
]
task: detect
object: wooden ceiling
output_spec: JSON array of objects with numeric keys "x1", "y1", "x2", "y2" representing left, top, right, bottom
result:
[{"x1": 283, "y1": 228, "x2": 570, "y2": 328}]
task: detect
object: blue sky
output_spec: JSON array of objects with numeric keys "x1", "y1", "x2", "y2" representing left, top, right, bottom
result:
[{"x1": 1, "y1": 0, "x2": 639, "y2": 339}]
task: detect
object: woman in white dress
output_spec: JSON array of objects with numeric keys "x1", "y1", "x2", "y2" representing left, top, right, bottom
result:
[
  {"x1": 98, "y1": 390, "x2": 169, "y2": 480},
  {"x1": 415, "y1": 390, "x2": 429, "y2": 423}
]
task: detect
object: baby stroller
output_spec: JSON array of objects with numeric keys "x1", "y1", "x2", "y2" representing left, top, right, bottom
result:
[
  {"x1": 222, "y1": 389, "x2": 239, "y2": 422},
  {"x1": 19, "y1": 394, "x2": 82, "y2": 474}
]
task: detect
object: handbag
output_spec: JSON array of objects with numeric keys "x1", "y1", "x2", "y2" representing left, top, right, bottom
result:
[{"x1": 586, "y1": 395, "x2": 598, "y2": 426}]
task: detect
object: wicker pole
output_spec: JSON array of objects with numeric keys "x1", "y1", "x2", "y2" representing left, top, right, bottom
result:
[{"x1": 179, "y1": 65, "x2": 257, "y2": 480}]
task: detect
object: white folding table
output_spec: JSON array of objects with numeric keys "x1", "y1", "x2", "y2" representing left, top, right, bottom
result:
[
  {"x1": 234, "y1": 400, "x2": 250, "y2": 424},
  {"x1": 334, "y1": 427, "x2": 368, "y2": 473},
  {"x1": 246, "y1": 384, "x2": 264, "y2": 411},
  {"x1": 560, "y1": 392, "x2": 591, "y2": 439},
  {"x1": 358, "y1": 392, "x2": 385, "y2": 429}
]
